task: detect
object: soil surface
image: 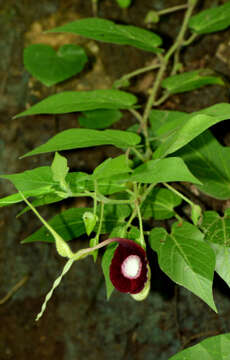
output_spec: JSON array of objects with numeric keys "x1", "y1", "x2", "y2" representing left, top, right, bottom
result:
[{"x1": 1, "y1": 1, "x2": 230, "y2": 359}]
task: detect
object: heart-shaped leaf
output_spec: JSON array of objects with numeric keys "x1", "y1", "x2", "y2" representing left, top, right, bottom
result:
[
  {"x1": 141, "y1": 187, "x2": 182, "y2": 220},
  {"x1": 22, "y1": 204, "x2": 131, "y2": 243},
  {"x1": 24, "y1": 44, "x2": 88, "y2": 86},
  {"x1": 169, "y1": 333, "x2": 230, "y2": 359},
  {"x1": 201, "y1": 209, "x2": 230, "y2": 288},
  {"x1": 149, "y1": 222, "x2": 217, "y2": 312}
]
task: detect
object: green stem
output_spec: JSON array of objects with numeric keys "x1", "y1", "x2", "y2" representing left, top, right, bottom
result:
[
  {"x1": 141, "y1": 0, "x2": 197, "y2": 158},
  {"x1": 136, "y1": 202, "x2": 145, "y2": 249},
  {"x1": 117, "y1": 62, "x2": 160, "y2": 86},
  {"x1": 19, "y1": 191, "x2": 62, "y2": 241},
  {"x1": 158, "y1": 4, "x2": 188, "y2": 16},
  {"x1": 124, "y1": 208, "x2": 137, "y2": 232},
  {"x1": 95, "y1": 202, "x2": 104, "y2": 241},
  {"x1": 183, "y1": 33, "x2": 197, "y2": 46},
  {"x1": 154, "y1": 91, "x2": 170, "y2": 106},
  {"x1": 163, "y1": 182, "x2": 194, "y2": 207},
  {"x1": 92, "y1": 0, "x2": 99, "y2": 16},
  {"x1": 129, "y1": 108, "x2": 143, "y2": 124},
  {"x1": 93, "y1": 181, "x2": 97, "y2": 216},
  {"x1": 130, "y1": 147, "x2": 146, "y2": 162},
  {"x1": 140, "y1": 182, "x2": 156, "y2": 204}
]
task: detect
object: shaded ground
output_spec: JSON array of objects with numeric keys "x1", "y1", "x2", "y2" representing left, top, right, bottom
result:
[{"x1": 1, "y1": 0, "x2": 230, "y2": 359}]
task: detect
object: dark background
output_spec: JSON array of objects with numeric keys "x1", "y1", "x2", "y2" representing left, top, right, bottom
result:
[{"x1": 1, "y1": 1, "x2": 230, "y2": 359}]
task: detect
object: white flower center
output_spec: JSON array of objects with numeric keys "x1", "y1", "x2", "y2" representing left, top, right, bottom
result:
[{"x1": 121, "y1": 255, "x2": 142, "y2": 279}]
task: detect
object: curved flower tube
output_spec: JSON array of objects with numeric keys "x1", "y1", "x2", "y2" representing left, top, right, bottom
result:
[{"x1": 109, "y1": 238, "x2": 149, "y2": 294}]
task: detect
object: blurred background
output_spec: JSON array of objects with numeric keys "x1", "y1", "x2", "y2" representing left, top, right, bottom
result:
[{"x1": 1, "y1": 0, "x2": 230, "y2": 359}]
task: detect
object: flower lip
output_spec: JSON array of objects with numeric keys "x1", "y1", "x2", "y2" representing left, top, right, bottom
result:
[
  {"x1": 121, "y1": 254, "x2": 142, "y2": 279},
  {"x1": 109, "y1": 238, "x2": 148, "y2": 294}
]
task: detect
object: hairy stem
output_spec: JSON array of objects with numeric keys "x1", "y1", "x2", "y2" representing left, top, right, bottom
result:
[
  {"x1": 141, "y1": 0, "x2": 197, "y2": 158},
  {"x1": 158, "y1": 4, "x2": 188, "y2": 16}
]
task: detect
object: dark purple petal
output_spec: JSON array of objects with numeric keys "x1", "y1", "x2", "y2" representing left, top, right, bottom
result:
[{"x1": 109, "y1": 238, "x2": 148, "y2": 294}]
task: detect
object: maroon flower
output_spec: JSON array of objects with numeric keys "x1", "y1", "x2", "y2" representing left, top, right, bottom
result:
[{"x1": 109, "y1": 238, "x2": 148, "y2": 294}]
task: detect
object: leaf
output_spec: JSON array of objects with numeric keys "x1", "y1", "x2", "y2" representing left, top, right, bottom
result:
[
  {"x1": 22, "y1": 204, "x2": 131, "y2": 243},
  {"x1": 24, "y1": 43, "x2": 87, "y2": 86},
  {"x1": 17, "y1": 193, "x2": 65, "y2": 216},
  {"x1": 189, "y1": 1, "x2": 230, "y2": 34},
  {"x1": 191, "y1": 204, "x2": 202, "y2": 226},
  {"x1": 102, "y1": 243, "x2": 118, "y2": 299},
  {"x1": 83, "y1": 211, "x2": 98, "y2": 236},
  {"x1": 0, "y1": 166, "x2": 56, "y2": 193},
  {"x1": 51, "y1": 152, "x2": 69, "y2": 183},
  {"x1": 141, "y1": 187, "x2": 182, "y2": 220},
  {"x1": 48, "y1": 18, "x2": 162, "y2": 53},
  {"x1": 92, "y1": 155, "x2": 131, "y2": 179},
  {"x1": 14, "y1": 89, "x2": 137, "y2": 118},
  {"x1": 68, "y1": 171, "x2": 129, "y2": 196},
  {"x1": 21, "y1": 129, "x2": 141, "y2": 158},
  {"x1": 0, "y1": 188, "x2": 54, "y2": 208},
  {"x1": 153, "y1": 103, "x2": 230, "y2": 158},
  {"x1": 161, "y1": 70, "x2": 224, "y2": 94},
  {"x1": 115, "y1": 0, "x2": 132, "y2": 8},
  {"x1": 169, "y1": 333, "x2": 230, "y2": 359},
  {"x1": 78, "y1": 109, "x2": 122, "y2": 129},
  {"x1": 150, "y1": 109, "x2": 188, "y2": 138},
  {"x1": 149, "y1": 222, "x2": 217, "y2": 312},
  {"x1": 176, "y1": 130, "x2": 230, "y2": 200},
  {"x1": 22, "y1": 207, "x2": 90, "y2": 243},
  {"x1": 130, "y1": 157, "x2": 201, "y2": 184},
  {"x1": 100, "y1": 204, "x2": 131, "y2": 234},
  {"x1": 200, "y1": 209, "x2": 230, "y2": 287}
]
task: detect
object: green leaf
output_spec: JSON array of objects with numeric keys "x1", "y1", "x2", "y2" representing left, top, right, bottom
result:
[
  {"x1": 153, "y1": 103, "x2": 230, "y2": 158},
  {"x1": 22, "y1": 204, "x2": 131, "y2": 243},
  {"x1": 201, "y1": 209, "x2": 230, "y2": 288},
  {"x1": 150, "y1": 109, "x2": 188, "y2": 138},
  {"x1": 48, "y1": 18, "x2": 162, "y2": 53},
  {"x1": 102, "y1": 242, "x2": 118, "y2": 299},
  {"x1": 78, "y1": 109, "x2": 122, "y2": 129},
  {"x1": 100, "y1": 204, "x2": 131, "y2": 234},
  {"x1": 115, "y1": 0, "x2": 132, "y2": 8},
  {"x1": 176, "y1": 130, "x2": 230, "y2": 200},
  {"x1": 51, "y1": 152, "x2": 69, "y2": 183},
  {"x1": 161, "y1": 70, "x2": 224, "y2": 94},
  {"x1": 22, "y1": 207, "x2": 90, "y2": 243},
  {"x1": 83, "y1": 211, "x2": 98, "y2": 236},
  {"x1": 149, "y1": 222, "x2": 217, "y2": 312},
  {"x1": 169, "y1": 333, "x2": 230, "y2": 359},
  {"x1": 92, "y1": 155, "x2": 131, "y2": 179},
  {"x1": 189, "y1": 1, "x2": 230, "y2": 34},
  {"x1": 22, "y1": 129, "x2": 141, "y2": 158},
  {"x1": 0, "y1": 166, "x2": 56, "y2": 193},
  {"x1": 0, "y1": 188, "x2": 54, "y2": 208},
  {"x1": 141, "y1": 187, "x2": 182, "y2": 220},
  {"x1": 14, "y1": 89, "x2": 137, "y2": 118},
  {"x1": 17, "y1": 193, "x2": 65, "y2": 216},
  {"x1": 191, "y1": 204, "x2": 202, "y2": 226},
  {"x1": 24, "y1": 43, "x2": 87, "y2": 86},
  {"x1": 67, "y1": 171, "x2": 130, "y2": 196},
  {"x1": 131, "y1": 157, "x2": 201, "y2": 184}
]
